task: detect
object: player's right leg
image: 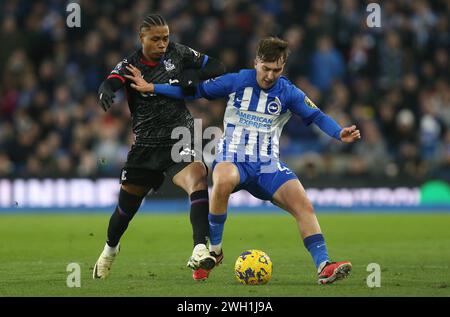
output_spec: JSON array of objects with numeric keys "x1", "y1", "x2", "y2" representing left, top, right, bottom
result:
[
  {"x1": 198, "y1": 162, "x2": 241, "y2": 273},
  {"x1": 93, "y1": 168, "x2": 163, "y2": 279},
  {"x1": 93, "y1": 183, "x2": 149, "y2": 279}
]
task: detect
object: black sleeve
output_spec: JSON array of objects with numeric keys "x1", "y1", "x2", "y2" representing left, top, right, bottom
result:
[
  {"x1": 175, "y1": 42, "x2": 206, "y2": 69},
  {"x1": 102, "y1": 77, "x2": 123, "y2": 92},
  {"x1": 175, "y1": 57, "x2": 226, "y2": 95},
  {"x1": 98, "y1": 77, "x2": 123, "y2": 111},
  {"x1": 106, "y1": 58, "x2": 130, "y2": 88},
  {"x1": 197, "y1": 56, "x2": 226, "y2": 80}
]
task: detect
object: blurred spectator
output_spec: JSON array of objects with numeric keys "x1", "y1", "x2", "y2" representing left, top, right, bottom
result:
[
  {"x1": 310, "y1": 36, "x2": 345, "y2": 92},
  {"x1": 352, "y1": 120, "x2": 390, "y2": 177},
  {"x1": 0, "y1": 152, "x2": 14, "y2": 177},
  {"x1": 378, "y1": 31, "x2": 403, "y2": 88},
  {"x1": 418, "y1": 90, "x2": 445, "y2": 161},
  {"x1": 435, "y1": 131, "x2": 450, "y2": 181},
  {"x1": 393, "y1": 109, "x2": 425, "y2": 179},
  {"x1": 0, "y1": 0, "x2": 448, "y2": 185},
  {"x1": 283, "y1": 25, "x2": 309, "y2": 79},
  {"x1": 0, "y1": 16, "x2": 25, "y2": 72},
  {"x1": 410, "y1": 0, "x2": 437, "y2": 50}
]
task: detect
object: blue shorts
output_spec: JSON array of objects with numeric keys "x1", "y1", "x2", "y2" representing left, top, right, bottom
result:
[{"x1": 212, "y1": 160, "x2": 298, "y2": 201}]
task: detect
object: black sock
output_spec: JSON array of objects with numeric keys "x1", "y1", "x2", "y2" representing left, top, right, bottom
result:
[
  {"x1": 107, "y1": 189, "x2": 143, "y2": 247},
  {"x1": 189, "y1": 190, "x2": 210, "y2": 247}
]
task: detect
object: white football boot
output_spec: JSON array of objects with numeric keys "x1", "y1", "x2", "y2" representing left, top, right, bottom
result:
[
  {"x1": 93, "y1": 243, "x2": 120, "y2": 279},
  {"x1": 186, "y1": 243, "x2": 215, "y2": 270}
]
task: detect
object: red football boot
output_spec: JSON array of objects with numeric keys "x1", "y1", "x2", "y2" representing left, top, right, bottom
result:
[
  {"x1": 318, "y1": 261, "x2": 352, "y2": 284},
  {"x1": 192, "y1": 268, "x2": 210, "y2": 281},
  {"x1": 192, "y1": 251, "x2": 224, "y2": 281}
]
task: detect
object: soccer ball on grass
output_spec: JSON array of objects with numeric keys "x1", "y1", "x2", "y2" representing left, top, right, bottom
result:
[{"x1": 234, "y1": 249, "x2": 272, "y2": 285}]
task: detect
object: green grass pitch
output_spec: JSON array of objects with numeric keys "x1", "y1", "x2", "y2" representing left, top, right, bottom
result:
[{"x1": 0, "y1": 212, "x2": 449, "y2": 297}]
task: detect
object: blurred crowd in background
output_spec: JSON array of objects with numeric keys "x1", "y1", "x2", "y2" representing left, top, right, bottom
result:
[{"x1": 0, "y1": 0, "x2": 449, "y2": 186}]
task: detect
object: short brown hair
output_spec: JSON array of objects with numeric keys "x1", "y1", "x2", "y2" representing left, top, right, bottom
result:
[{"x1": 256, "y1": 37, "x2": 290, "y2": 63}]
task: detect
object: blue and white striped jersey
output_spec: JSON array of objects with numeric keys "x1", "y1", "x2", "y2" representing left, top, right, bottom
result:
[{"x1": 198, "y1": 69, "x2": 324, "y2": 162}]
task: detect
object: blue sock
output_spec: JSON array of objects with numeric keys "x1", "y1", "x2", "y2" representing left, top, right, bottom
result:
[
  {"x1": 208, "y1": 213, "x2": 227, "y2": 246},
  {"x1": 303, "y1": 233, "x2": 330, "y2": 269}
]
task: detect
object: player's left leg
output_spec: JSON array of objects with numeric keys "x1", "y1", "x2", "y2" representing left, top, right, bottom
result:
[
  {"x1": 172, "y1": 161, "x2": 215, "y2": 280},
  {"x1": 272, "y1": 179, "x2": 322, "y2": 239},
  {"x1": 271, "y1": 176, "x2": 352, "y2": 284},
  {"x1": 172, "y1": 161, "x2": 209, "y2": 247}
]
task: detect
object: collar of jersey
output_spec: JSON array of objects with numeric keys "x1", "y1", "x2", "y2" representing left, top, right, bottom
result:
[{"x1": 139, "y1": 50, "x2": 161, "y2": 67}]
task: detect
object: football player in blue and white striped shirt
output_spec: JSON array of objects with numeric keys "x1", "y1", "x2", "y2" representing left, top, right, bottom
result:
[{"x1": 125, "y1": 37, "x2": 361, "y2": 284}]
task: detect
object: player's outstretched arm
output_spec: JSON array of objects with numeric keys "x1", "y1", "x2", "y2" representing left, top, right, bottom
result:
[
  {"x1": 310, "y1": 111, "x2": 361, "y2": 143},
  {"x1": 125, "y1": 64, "x2": 204, "y2": 100},
  {"x1": 289, "y1": 88, "x2": 361, "y2": 143},
  {"x1": 124, "y1": 65, "x2": 154, "y2": 93},
  {"x1": 177, "y1": 57, "x2": 226, "y2": 95}
]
